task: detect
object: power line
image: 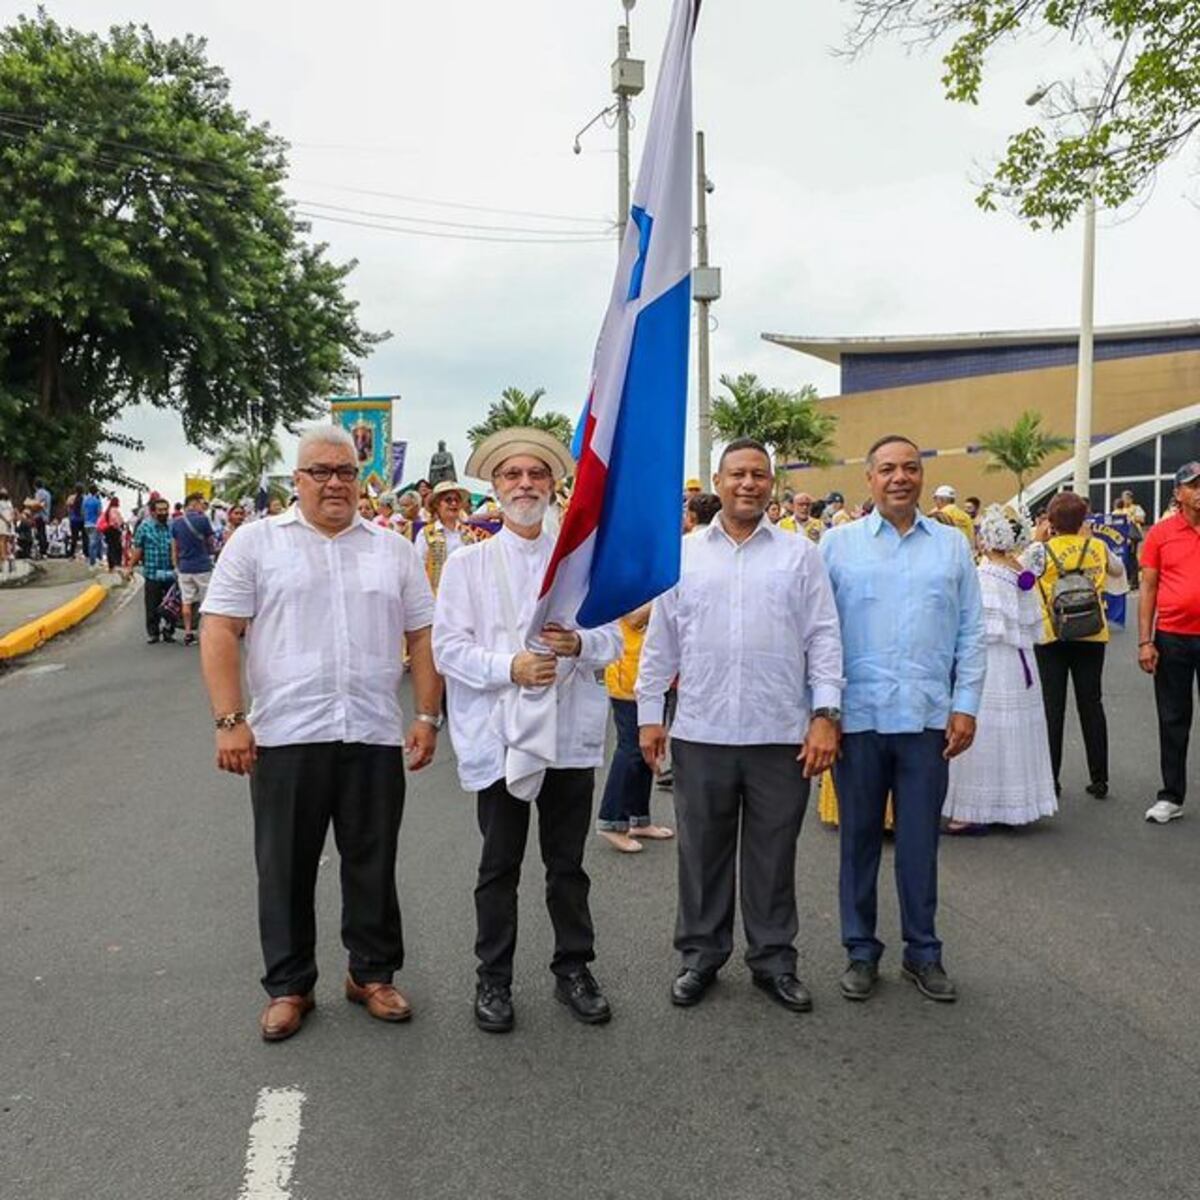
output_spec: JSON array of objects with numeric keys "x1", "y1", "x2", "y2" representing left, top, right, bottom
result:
[
  {"x1": 293, "y1": 208, "x2": 613, "y2": 245},
  {"x1": 291, "y1": 179, "x2": 612, "y2": 226},
  {"x1": 293, "y1": 198, "x2": 613, "y2": 238}
]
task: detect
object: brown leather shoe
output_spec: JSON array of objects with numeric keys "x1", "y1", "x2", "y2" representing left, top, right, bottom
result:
[
  {"x1": 344, "y1": 975, "x2": 412, "y2": 1022},
  {"x1": 259, "y1": 993, "x2": 315, "y2": 1042}
]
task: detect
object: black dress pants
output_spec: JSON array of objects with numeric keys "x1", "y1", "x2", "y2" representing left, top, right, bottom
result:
[
  {"x1": 1154, "y1": 633, "x2": 1200, "y2": 805},
  {"x1": 475, "y1": 768, "x2": 596, "y2": 986},
  {"x1": 1034, "y1": 640, "x2": 1108, "y2": 787},
  {"x1": 671, "y1": 740, "x2": 810, "y2": 976},
  {"x1": 142, "y1": 577, "x2": 176, "y2": 638},
  {"x1": 250, "y1": 741, "x2": 405, "y2": 997}
]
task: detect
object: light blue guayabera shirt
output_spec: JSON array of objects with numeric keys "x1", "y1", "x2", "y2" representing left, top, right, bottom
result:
[{"x1": 820, "y1": 509, "x2": 986, "y2": 735}]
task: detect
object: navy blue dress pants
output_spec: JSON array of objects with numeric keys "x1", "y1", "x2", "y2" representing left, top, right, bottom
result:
[{"x1": 833, "y1": 729, "x2": 948, "y2": 966}]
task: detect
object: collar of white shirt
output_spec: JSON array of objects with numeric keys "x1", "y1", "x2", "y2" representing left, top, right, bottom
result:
[
  {"x1": 704, "y1": 511, "x2": 776, "y2": 547},
  {"x1": 865, "y1": 508, "x2": 935, "y2": 538},
  {"x1": 276, "y1": 506, "x2": 381, "y2": 539}
]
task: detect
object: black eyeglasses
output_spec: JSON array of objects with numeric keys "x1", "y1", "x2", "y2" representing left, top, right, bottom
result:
[{"x1": 297, "y1": 465, "x2": 359, "y2": 483}]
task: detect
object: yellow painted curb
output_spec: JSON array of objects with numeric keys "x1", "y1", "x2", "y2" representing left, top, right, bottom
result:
[{"x1": 0, "y1": 582, "x2": 108, "y2": 661}]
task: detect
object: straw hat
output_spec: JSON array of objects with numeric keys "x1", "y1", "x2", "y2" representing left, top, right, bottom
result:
[{"x1": 465, "y1": 427, "x2": 575, "y2": 483}]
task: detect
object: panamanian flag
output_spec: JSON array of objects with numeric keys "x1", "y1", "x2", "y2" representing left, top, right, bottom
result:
[{"x1": 532, "y1": 0, "x2": 700, "y2": 634}]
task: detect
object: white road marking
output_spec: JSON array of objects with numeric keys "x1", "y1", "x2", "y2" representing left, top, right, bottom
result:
[{"x1": 238, "y1": 1087, "x2": 305, "y2": 1200}]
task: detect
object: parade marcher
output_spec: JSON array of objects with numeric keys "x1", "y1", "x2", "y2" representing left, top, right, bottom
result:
[
  {"x1": 682, "y1": 492, "x2": 721, "y2": 534},
  {"x1": 825, "y1": 492, "x2": 851, "y2": 528},
  {"x1": 433, "y1": 427, "x2": 622, "y2": 1034},
  {"x1": 929, "y1": 485, "x2": 977, "y2": 545},
  {"x1": 1113, "y1": 489, "x2": 1146, "y2": 589},
  {"x1": 66, "y1": 483, "x2": 86, "y2": 559},
  {"x1": 418, "y1": 480, "x2": 479, "y2": 593},
  {"x1": 32, "y1": 477, "x2": 51, "y2": 557},
  {"x1": 99, "y1": 495, "x2": 125, "y2": 570},
  {"x1": 82, "y1": 484, "x2": 103, "y2": 566},
  {"x1": 395, "y1": 491, "x2": 421, "y2": 540},
  {"x1": 779, "y1": 492, "x2": 823, "y2": 541},
  {"x1": 1025, "y1": 492, "x2": 1122, "y2": 799},
  {"x1": 684, "y1": 477, "x2": 703, "y2": 500},
  {"x1": 1138, "y1": 462, "x2": 1200, "y2": 824},
  {"x1": 638, "y1": 439, "x2": 844, "y2": 1013},
  {"x1": 942, "y1": 505, "x2": 1057, "y2": 831},
  {"x1": 218, "y1": 503, "x2": 246, "y2": 553},
  {"x1": 130, "y1": 497, "x2": 178, "y2": 644},
  {"x1": 765, "y1": 499, "x2": 782, "y2": 525},
  {"x1": 821, "y1": 435, "x2": 985, "y2": 1004},
  {"x1": 171, "y1": 492, "x2": 215, "y2": 647},
  {"x1": 200, "y1": 425, "x2": 441, "y2": 1041},
  {"x1": 0, "y1": 487, "x2": 14, "y2": 566},
  {"x1": 597, "y1": 603, "x2": 674, "y2": 853}
]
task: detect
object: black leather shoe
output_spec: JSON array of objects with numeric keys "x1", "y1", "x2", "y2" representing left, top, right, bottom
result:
[
  {"x1": 474, "y1": 981, "x2": 514, "y2": 1033},
  {"x1": 752, "y1": 972, "x2": 813, "y2": 1013},
  {"x1": 841, "y1": 960, "x2": 880, "y2": 1001},
  {"x1": 554, "y1": 968, "x2": 612, "y2": 1025},
  {"x1": 670, "y1": 968, "x2": 716, "y2": 1007},
  {"x1": 146, "y1": 635, "x2": 160, "y2": 644},
  {"x1": 1086, "y1": 781, "x2": 1109, "y2": 799},
  {"x1": 901, "y1": 960, "x2": 958, "y2": 1003}
]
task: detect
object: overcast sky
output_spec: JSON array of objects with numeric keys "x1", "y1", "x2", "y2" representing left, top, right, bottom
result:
[{"x1": 12, "y1": 0, "x2": 1199, "y2": 500}]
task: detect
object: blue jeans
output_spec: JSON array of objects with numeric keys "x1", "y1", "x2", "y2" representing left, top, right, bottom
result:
[
  {"x1": 833, "y1": 729, "x2": 948, "y2": 966},
  {"x1": 86, "y1": 525, "x2": 100, "y2": 566},
  {"x1": 597, "y1": 699, "x2": 652, "y2": 831}
]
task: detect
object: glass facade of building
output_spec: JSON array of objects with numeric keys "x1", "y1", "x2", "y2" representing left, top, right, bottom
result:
[{"x1": 1031, "y1": 421, "x2": 1200, "y2": 518}]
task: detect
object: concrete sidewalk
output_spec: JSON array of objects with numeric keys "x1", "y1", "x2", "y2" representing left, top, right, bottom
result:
[{"x1": 0, "y1": 560, "x2": 132, "y2": 651}]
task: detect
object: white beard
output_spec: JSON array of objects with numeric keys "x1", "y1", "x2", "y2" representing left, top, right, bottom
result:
[{"x1": 501, "y1": 495, "x2": 550, "y2": 528}]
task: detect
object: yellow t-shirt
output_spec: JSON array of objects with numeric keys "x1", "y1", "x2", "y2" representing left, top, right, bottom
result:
[
  {"x1": 1036, "y1": 534, "x2": 1109, "y2": 644},
  {"x1": 779, "y1": 515, "x2": 822, "y2": 542},
  {"x1": 605, "y1": 618, "x2": 645, "y2": 700},
  {"x1": 935, "y1": 503, "x2": 976, "y2": 545}
]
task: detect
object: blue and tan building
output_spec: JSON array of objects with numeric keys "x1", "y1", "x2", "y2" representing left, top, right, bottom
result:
[{"x1": 764, "y1": 319, "x2": 1200, "y2": 518}]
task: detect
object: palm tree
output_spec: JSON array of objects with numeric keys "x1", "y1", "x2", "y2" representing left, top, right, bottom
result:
[
  {"x1": 711, "y1": 373, "x2": 836, "y2": 493},
  {"x1": 977, "y1": 409, "x2": 1072, "y2": 505},
  {"x1": 467, "y1": 386, "x2": 574, "y2": 450},
  {"x1": 211, "y1": 431, "x2": 286, "y2": 503}
]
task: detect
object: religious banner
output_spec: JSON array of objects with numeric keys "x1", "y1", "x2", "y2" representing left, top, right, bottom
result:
[
  {"x1": 391, "y1": 441, "x2": 409, "y2": 489},
  {"x1": 330, "y1": 396, "x2": 395, "y2": 492},
  {"x1": 1091, "y1": 513, "x2": 1130, "y2": 628}
]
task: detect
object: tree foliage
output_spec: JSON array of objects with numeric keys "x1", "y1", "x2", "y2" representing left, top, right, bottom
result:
[
  {"x1": 211, "y1": 430, "x2": 286, "y2": 503},
  {"x1": 0, "y1": 11, "x2": 382, "y2": 496},
  {"x1": 466, "y1": 386, "x2": 574, "y2": 450},
  {"x1": 977, "y1": 408, "x2": 1072, "y2": 501},
  {"x1": 711, "y1": 373, "x2": 837, "y2": 491},
  {"x1": 844, "y1": 1, "x2": 1200, "y2": 228}
]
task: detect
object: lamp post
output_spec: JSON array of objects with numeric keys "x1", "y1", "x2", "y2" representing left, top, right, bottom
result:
[
  {"x1": 1027, "y1": 35, "x2": 1131, "y2": 498},
  {"x1": 693, "y1": 131, "x2": 721, "y2": 483}
]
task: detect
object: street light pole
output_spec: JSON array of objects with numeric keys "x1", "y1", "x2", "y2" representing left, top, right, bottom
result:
[
  {"x1": 1073, "y1": 186, "x2": 1096, "y2": 496},
  {"x1": 616, "y1": 22, "x2": 632, "y2": 242}
]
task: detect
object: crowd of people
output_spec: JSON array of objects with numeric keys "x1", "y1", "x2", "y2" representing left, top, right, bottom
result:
[{"x1": 79, "y1": 416, "x2": 1191, "y2": 1044}]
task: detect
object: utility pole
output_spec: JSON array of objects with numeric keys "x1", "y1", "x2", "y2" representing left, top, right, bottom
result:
[
  {"x1": 612, "y1": 3, "x2": 644, "y2": 243},
  {"x1": 692, "y1": 130, "x2": 721, "y2": 484}
]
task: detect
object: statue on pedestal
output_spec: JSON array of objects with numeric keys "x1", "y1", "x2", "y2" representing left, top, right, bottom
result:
[{"x1": 428, "y1": 440, "x2": 457, "y2": 485}]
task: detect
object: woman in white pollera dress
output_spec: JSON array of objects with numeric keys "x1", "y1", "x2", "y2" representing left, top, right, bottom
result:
[{"x1": 943, "y1": 504, "x2": 1058, "y2": 833}]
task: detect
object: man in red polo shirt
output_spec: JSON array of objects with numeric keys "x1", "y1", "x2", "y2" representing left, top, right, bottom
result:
[{"x1": 1139, "y1": 461, "x2": 1200, "y2": 824}]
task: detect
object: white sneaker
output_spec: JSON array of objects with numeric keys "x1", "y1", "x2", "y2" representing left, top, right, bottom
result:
[{"x1": 1145, "y1": 800, "x2": 1183, "y2": 824}]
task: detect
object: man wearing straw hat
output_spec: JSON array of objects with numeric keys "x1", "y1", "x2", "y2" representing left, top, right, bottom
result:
[{"x1": 433, "y1": 427, "x2": 622, "y2": 1034}]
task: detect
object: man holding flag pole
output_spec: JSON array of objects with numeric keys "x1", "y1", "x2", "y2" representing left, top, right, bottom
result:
[{"x1": 433, "y1": 0, "x2": 702, "y2": 1033}]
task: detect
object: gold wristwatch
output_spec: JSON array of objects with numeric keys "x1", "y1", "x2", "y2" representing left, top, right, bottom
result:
[{"x1": 214, "y1": 711, "x2": 247, "y2": 730}]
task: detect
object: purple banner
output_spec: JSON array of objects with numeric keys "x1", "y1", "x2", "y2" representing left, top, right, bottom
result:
[{"x1": 391, "y1": 441, "x2": 408, "y2": 489}]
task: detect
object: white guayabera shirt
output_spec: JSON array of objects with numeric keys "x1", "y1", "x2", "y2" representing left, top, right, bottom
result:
[
  {"x1": 200, "y1": 507, "x2": 435, "y2": 747},
  {"x1": 637, "y1": 513, "x2": 845, "y2": 745}
]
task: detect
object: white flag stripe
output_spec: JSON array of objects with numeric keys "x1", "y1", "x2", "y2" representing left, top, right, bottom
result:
[{"x1": 237, "y1": 1087, "x2": 305, "y2": 1200}]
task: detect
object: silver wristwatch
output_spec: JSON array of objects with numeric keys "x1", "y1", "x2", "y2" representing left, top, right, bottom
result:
[{"x1": 415, "y1": 712, "x2": 445, "y2": 731}]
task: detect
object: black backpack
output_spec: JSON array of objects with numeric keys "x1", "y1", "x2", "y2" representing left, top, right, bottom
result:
[{"x1": 1041, "y1": 537, "x2": 1104, "y2": 641}]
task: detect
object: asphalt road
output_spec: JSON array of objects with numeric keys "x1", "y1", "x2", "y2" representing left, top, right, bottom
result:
[{"x1": 2, "y1": 590, "x2": 1198, "y2": 1200}]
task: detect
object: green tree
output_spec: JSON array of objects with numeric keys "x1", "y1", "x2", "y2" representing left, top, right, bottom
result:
[
  {"x1": 211, "y1": 430, "x2": 287, "y2": 504},
  {"x1": 977, "y1": 409, "x2": 1073, "y2": 503},
  {"x1": 0, "y1": 12, "x2": 382, "y2": 499},
  {"x1": 466, "y1": 386, "x2": 573, "y2": 450},
  {"x1": 844, "y1": 2, "x2": 1200, "y2": 228},
  {"x1": 711, "y1": 373, "x2": 836, "y2": 493}
]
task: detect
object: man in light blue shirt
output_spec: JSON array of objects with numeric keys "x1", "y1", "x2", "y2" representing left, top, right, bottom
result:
[{"x1": 820, "y1": 435, "x2": 985, "y2": 1004}]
